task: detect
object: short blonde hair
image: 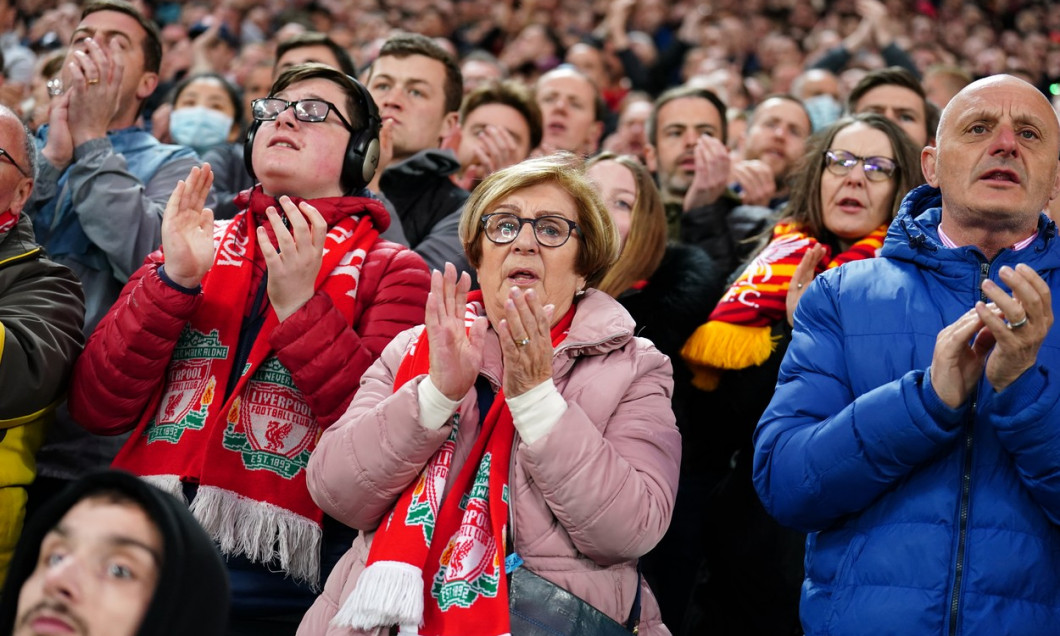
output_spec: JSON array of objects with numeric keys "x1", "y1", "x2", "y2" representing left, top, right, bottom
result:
[{"x1": 459, "y1": 153, "x2": 619, "y2": 288}]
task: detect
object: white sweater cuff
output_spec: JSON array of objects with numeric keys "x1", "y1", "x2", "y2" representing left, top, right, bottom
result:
[
  {"x1": 418, "y1": 376, "x2": 461, "y2": 430},
  {"x1": 507, "y1": 379, "x2": 567, "y2": 445}
]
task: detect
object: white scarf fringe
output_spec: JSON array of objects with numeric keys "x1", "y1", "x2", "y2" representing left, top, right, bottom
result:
[
  {"x1": 139, "y1": 474, "x2": 187, "y2": 502},
  {"x1": 332, "y1": 560, "x2": 424, "y2": 630},
  {"x1": 190, "y1": 484, "x2": 322, "y2": 588}
]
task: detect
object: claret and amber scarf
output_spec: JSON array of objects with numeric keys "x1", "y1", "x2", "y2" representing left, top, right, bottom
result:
[
  {"x1": 681, "y1": 221, "x2": 888, "y2": 390},
  {"x1": 334, "y1": 291, "x2": 575, "y2": 636},
  {"x1": 114, "y1": 187, "x2": 382, "y2": 586}
]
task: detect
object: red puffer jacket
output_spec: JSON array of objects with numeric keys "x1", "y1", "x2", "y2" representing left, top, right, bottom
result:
[{"x1": 69, "y1": 224, "x2": 429, "y2": 437}]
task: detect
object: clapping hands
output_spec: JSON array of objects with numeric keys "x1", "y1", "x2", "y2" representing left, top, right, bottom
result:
[{"x1": 930, "y1": 264, "x2": 1053, "y2": 407}]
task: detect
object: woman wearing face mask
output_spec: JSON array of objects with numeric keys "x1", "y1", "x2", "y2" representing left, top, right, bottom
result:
[
  {"x1": 167, "y1": 72, "x2": 242, "y2": 154},
  {"x1": 166, "y1": 72, "x2": 247, "y2": 219}
]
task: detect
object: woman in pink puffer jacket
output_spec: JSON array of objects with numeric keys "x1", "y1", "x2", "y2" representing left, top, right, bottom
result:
[{"x1": 299, "y1": 155, "x2": 681, "y2": 636}]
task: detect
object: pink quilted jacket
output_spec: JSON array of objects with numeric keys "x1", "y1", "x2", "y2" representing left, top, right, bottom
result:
[{"x1": 299, "y1": 289, "x2": 681, "y2": 636}]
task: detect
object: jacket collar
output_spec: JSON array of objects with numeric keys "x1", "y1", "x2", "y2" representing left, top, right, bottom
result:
[
  {"x1": 883, "y1": 184, "x2": 1060, "y2": 272},
  {"x1": 383, "y1": 148, "x2": 461, "y2": 179}
]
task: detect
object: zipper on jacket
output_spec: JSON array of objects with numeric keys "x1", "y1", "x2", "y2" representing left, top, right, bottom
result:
[
  {"x1": 948, "y1": 258, "x2": 991, "y2": 635},
  {"x1": 948, "y1": 414, "x2": 974, "y2": 636},
  {"x1": 977, "y1": 260, "x2": 990, "y2": 302},
  {"x1": 0, "y1": 246, "x2": 41, "y2": 268}
]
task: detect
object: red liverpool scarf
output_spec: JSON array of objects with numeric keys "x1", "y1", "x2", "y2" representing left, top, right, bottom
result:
[
  {"x1": 681, "y1": 221, "x2": 887, "y2": 390},
  {"x1": 334, "y1": 291, "x2": 575, "y2": 635},
  {"x1": 0, "y1": 208, "x2": 17, "y2": 235},
  {"x1": 113, "y1": 187, "x2": 381, "y2": 586}
]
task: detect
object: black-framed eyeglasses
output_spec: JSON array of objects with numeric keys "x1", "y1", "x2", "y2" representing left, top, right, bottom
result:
[
  {"x1": 481, "y1": 213, "x2": 579, "y2": 248},
  {"x1": 823, "y1": 149, "x2": 897, "y2": 182},
  {"x1": 0, "y1": 147, "x2": 29, "y2": 177},
  {"x1": 251, "y1": 97, "x2": 353, "y2": 131}
]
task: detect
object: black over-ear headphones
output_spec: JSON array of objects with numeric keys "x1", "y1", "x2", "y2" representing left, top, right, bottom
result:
[{"x1": 244, "y1": 74, "x2": 381, "y2": 194}]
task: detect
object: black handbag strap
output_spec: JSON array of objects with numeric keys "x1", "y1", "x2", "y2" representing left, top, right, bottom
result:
[
  {"x1": 625, "y1": 561, "x2": 642, "y2": 632},
  {"x1": 483, "y1": 376, "x2": 641, "y2": 634}
]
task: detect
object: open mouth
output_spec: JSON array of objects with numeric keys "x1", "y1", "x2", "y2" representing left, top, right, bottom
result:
[
  {"x1": 268, "y1": 136, "x2": 298, "y2": 149},
  {"x1": 507, "y1": 268, "x2": 539, "y2": 284},
  {"x1": 838, "y1": 197, "x2": 864, "y2": 211},
  {"x1": 979, "y1": 169, "x2": 1020, "y2": 184}
]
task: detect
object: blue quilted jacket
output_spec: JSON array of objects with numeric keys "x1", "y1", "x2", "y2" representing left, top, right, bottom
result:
[{"x1": 753, "y1": 184, "x2": 1060, "y2": 635}]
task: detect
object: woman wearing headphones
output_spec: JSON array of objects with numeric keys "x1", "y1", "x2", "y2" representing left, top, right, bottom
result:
[{"x1": 67, "y1": 64, "x2": 431, "y2": 635}]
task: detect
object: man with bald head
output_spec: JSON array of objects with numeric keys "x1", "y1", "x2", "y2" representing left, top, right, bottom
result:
[{"x1": 754, "y1": 75, "x2": 1060, "y2": 635}]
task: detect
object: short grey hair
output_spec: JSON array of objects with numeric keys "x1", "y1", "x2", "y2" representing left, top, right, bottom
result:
[{"x1": 0, "y1": 104, "x2": 35, "y2": 180}]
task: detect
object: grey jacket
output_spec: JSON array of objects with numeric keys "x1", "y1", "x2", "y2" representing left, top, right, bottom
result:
[{"x1": 26, "y1": 131, "x2": 204, "y2": 480}]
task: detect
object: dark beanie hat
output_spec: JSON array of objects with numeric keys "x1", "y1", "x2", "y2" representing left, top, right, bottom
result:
[{"x1": 0, "y1": 470, "x2": 230, "y2": 636}]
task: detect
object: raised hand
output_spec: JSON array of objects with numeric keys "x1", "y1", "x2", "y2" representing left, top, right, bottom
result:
[
  {"x1": 368, "y1": 118, "x2": 394, "y2": 193},
  {"x1": 426, "y1": 263, "x2": 487, "y2": 400},
  {"x1": 255, "y1": 193, "x2": 322, "y2": 320},
  {"x1": 453, "y1": 124, "x2": 523, "y2": 190},
  {"x1": 66, "y1": 37, "x2": 125, "y2": 147},
  {"x1": 258, "y1": 196, "x2": 327, "y2": 322},
  {"x1": 605, "y1": 0, "x2": 636, "y2": 49},
  {"x1": 979, "y1": 264, "x2": 1053, "y2": 392},
  {"x1": 858, "y1": 0, "x2": 893, "y2": 48},
  {"x1": 929, "y1": 306, "x2": 993, "y2": 409},
  {"x1": 190, "y1": 15, "x2": 225, "y2": 73},
  {"x1": 786, "y1": 244, "x2": 827, "y2": 326},
  {"x1": 162, "y1": 164, "x2": 216, "y2": 289},
  {"x1": 730, "y1": 159, "x2": 777, "y2": 207},
  {"x1": 928, "y1": 264, "x2": 1052, "y2": 408},
  {"x1": 497, "y1": 287, "x2": 555, "y2": 397},
  {"x1": 682, "y1": 134, "x2": 731, "y2": 210},
  {"x1": 841, "y1": 0, "x2": 874, "y2": 53},
  {"x1": 41, "y1": 89, "x2": 73, "y2": 169},
  {"x1": 473, "y1": 125, "x2": 522, "y2": 175}
]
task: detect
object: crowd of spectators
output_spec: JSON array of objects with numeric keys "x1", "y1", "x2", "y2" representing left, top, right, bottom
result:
[
  {"x1": 0, "y1": 0, "x2": 1054, "y2": 145},
  {"x1": 1, "y1": 0, "x2": 1059, "y2": 635}
]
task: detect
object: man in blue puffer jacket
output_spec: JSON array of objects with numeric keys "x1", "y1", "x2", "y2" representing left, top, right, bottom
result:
[{"x1": 754, "y1": 74, "x2": 1060, "y2": 635}]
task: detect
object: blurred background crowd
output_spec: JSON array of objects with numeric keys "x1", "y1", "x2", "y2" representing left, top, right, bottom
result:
[{"x1": 0, "y1": 0, "x2": 1056, "y2": 149}]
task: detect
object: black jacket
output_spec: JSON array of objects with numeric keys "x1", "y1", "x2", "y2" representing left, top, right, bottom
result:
[
  {"x1": 380, "y1": 149, "x2": 469, "y2": 273},
  {"x1": 619, "y1": 243, "x2": 726, "y2": 629}
]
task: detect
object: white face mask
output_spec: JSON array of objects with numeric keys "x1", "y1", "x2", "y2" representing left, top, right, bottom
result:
[
  {"x1": 802, "y1": 95, "x2": 843, "y2": 133},
  {"x1": 169, "y1": 106, "x2": 235, "y2": 154}
]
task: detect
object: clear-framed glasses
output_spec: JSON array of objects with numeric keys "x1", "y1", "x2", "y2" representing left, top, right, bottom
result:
[
  {"x1": 0, "y1": 147, "x2": 29, "y2": 177},
  {"x1": 251, "y1": 97, "x2": 353, "y2": 131},
  {"x1": 823, "y1": 149, "x2": 897, "y2": 182},
  {"x1": 481, "y1": 213, "x2": 579, "y2": 248}
]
